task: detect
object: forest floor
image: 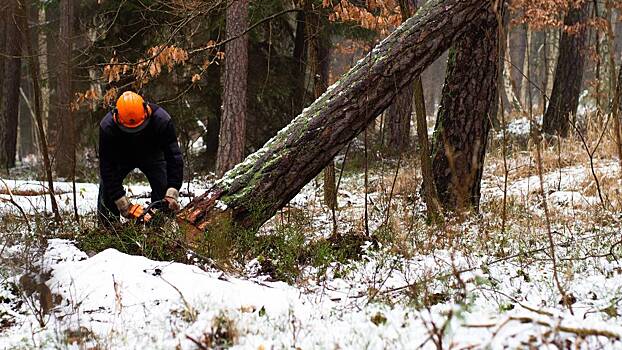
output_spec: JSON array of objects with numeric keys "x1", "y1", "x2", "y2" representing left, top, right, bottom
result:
[{"x1": 2, "y1": 117, "x2": 622, "y2": 349}]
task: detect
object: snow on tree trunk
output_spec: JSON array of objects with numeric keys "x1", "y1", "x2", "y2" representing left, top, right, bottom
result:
[
  {"x1": 430, "y1": 4, "x2": 499, "y2": 211},
  {"x1": 179, "y1": 0, "x2": 489, "y2": 234},
  {"x1": 542, "y1": 2, "x2": 589, "y2": 137},
  {"x1": 216, "y1": 0, "x2": 249, "y2": 177}
]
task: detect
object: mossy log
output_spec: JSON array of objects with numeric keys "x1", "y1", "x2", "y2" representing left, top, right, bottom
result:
[{"x1": 178, "y1": 0, "x2": 489, "y2": 234}]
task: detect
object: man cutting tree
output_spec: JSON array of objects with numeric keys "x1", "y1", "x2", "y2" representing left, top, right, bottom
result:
[{"x1": 98, "y1": 91, "x2": 184, "y2": 226}]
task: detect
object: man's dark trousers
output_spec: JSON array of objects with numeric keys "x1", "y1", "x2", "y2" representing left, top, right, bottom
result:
[{"x1": 97, "y1": 161, "x2": 168, "y2": 227}]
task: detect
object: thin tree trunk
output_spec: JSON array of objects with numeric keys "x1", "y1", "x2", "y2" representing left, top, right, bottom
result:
[
  {"x1": 398, "y1": 0, "x2": 442, "y2": 219},
  {"x1": 292, "y1": 10, "x2": 307, "y2": 115},
  {"x1": 19, "y1": 0, "x2": 61, "y2": 222},
  {"x1": 519, "y1": 27, "x2": 531, "y2": 107},
  {"x1": 503, "y1": 31, "x2": 523, "y2": 113},
  {"x1": 216, "y1": 0, "x2": 249, "y2": 177},
  {"x1": 545, "y1": 28, "x2": 559, "y2": 98},
  {"x1": 0, "y1": 6, "x2": 6, "y2": 168},
  {"x1": 55, "y1": 0, "x2": 74, "y2": 178},
  {"x1": 2, "y1": 0, "x2": 22, "y2": 170},
  {"x1": 179, "y1": 0, "x2": 489, "y2": 234},
  {"x1": 307, "y1": 9, "x2": 336, "y2": 211},
  {"x1": 607, "y1": 1, "x2": 622, "y2": 169},
  {"x1": 38, "y1": 5, "x2": 50, "y2": 132},
  {"x1": 542, "y1": 2, "x2": 590, "y2": 137},
  {"x1": 613, "y1": 60, "x2": 622, "y2": 170},
  {"x1": 18, "y1": 76, "x2": 35, "y2": 157},
  {"x1": 430, "y1": 4, "x2": 500, "y2": 211}
]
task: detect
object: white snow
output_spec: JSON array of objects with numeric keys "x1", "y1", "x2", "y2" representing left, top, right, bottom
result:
[{"x1": 2, "y1": 161, "x2": 622, "y2": 349}]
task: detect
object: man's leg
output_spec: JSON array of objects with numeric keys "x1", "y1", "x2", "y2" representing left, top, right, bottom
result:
[
  {"x1": 139, "y1": 161, "x2": 168, "y2": 207},
  {"x1": 97, "y1": 166, "x2": 133, "y2": 228}
]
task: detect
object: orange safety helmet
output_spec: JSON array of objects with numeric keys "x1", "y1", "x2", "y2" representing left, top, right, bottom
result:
[{"x1": 113, "y1": 91, "x2": 151, "y2": 133}]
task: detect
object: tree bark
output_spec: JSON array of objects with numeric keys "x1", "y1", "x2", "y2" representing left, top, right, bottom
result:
[
  {"x1": 19, "y1": 0, "x2": 61, "y2": 222},
  {"x1": 306, "y1": 5, "x2": 336, "y2": 211},
  {"x1": 386, "y1": 85, "x2": 413, "y2": 151},
  {"x1": 178, "y1": 0, "x2": 489, "y2": 234},
  {"x1": 542, "y1": 2, "x2": 589, "y2": 137},
  {"x1": 292, "y1": 9, "x2": 307, "y2": 115},
  {"x1": 430, "y1": 4, "x2": 500, "y2": 211},
  {"x1": 55, "y1": 0, "x2": 75, "y2": 178},
  {"x1": 216, "y1": 0, "x2": 249, "y2": 177},
  {"x1": 2, "y1": 0, "x2": 22, "y2": 170},
  {"x1": 613, "y1": 59, "x2": 622, "y2": 170},
  {"x1": 38, "y1": 6, "x2": 50, "y2": 134},
  {"x1": 386, "y1": 0, "x2": 417, "y2": 152},
  {"x1": 398, "y1": 0, "x2": 442, "y2": 219},
  {"x1": 0, "y1": 6, "x2": 6, "y2": 169}
]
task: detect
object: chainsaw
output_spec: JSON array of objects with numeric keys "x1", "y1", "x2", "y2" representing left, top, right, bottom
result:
[{"x1": 127, "y1": 199, "x2": 168, "y2": 223}]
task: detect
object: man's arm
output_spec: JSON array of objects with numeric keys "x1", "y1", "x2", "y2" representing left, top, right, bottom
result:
[
  {"x1": 161, "y1": 119, "x2": 184, "y2": 191},
  {"x1": 99, "y1": 127, "x2": 125, "y2": 201}
]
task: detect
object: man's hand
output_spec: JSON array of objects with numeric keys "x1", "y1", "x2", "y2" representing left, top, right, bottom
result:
[
  {"x1": 114, "y1": 196, "x2": 132, "y2": 218},
  {"x1": 164, "y1": 188, "x2": 181, "y2": 212}
]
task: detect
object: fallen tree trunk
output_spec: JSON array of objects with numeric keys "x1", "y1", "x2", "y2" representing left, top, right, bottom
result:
[{"x1": 179, "y1": 0, "x2": 488, "y2": 233}]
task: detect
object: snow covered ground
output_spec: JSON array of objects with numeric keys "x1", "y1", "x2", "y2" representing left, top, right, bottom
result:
[{"x1": 2, "y1": 161, "x2": 622, "y2": 349}]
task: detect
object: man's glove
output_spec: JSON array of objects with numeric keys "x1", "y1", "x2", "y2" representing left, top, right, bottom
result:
[
  {"x1": 114, "y1": 196, "x2": 132, "y2": 218},
  {"x1": 164, "y1": 188, "x2": 181, "y2": 212}
]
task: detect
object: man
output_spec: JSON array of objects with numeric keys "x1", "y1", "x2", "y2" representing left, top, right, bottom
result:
[{"x1": 98, "y1": 91, "x2": 184, "y2": 226}]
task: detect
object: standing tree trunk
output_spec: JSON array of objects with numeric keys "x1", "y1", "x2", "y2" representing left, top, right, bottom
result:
[
  {"x1": 0, "y1": 6, "x2": 6, "y2": 167},
  {"x1": 430, "y1": 5, "x2": 500, "y2": 211},
  {"x1": 19, "y1": 0, "x2": 61, "y2": 222},
  {"x1": 398, "y1": 0, "x2": 442, "y2": 219},
  {"x1": 542, "y1": 2, "x2": 589, "y2": 137},
  {"x1": 55, "y1": 0, "x2": 75, "y2": 178},
  {"x1": 386, "y1": 86, "x2": 413, "y2": 151},
  {"x1": 307, "y1": 6, "x2": 336, "y2": 211},
  {"x1": 38, "y1": 5, "x2": 50, "y2": 134},
  {"x1": 292, "y1": 10, "x2": 307, "y2": 115},
  {"x1": 613, "y1": 60, "x2": 622, "y2": 169},
  {"x1": 178, "y1": 0, "x2": 489, "y2": 234},
  {"x1": 216, "y1": 0, "x2": 249, "y2": 177},
  {"x1": 2, "y1": 0, "x2": 22, "y2": 170}
]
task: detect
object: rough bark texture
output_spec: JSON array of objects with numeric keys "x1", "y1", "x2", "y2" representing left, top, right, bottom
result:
[
  {"x1": 307, "y1": 7, "x2": 336, "y2": 211},
  {"x1": 292, "y1": 10, "x2": 307, "y2": 115},
  {"x1": 55, "y1": 0, "x2": 74, "y2": 178},
  {"x1": 0, "y1": 7, "x2": 6, "y2": 168},
  {"x1": 179, "y1": 0, "x2": 489, "y2": 233},
  {"x1": 430, "y1": 5, "x2": 499, "y2": 211},
  {"x1": 20, "y1": 1, "x2": 61, "y2": 222},
  {"x1": 542, "y1": 2, "x2": 589, "y2": 137},
  {"x1": 613, "y1": 60, "x2": 622, "y2": 168},
  {"x1": 386, "y1": 86, "x2": 413, "y2": 151},
  {"x1": 38, "y1": 6, "x2": 50, "y2": 137},
  {"x1": 386, "y1": 0, "x2": 415, "y2": 152},
  {"x1": 2, "y1": 0, "x2": 22, "y2": 169},
  {"x1": 216, "y1": 0, "x2": 249, "y2": 177}
]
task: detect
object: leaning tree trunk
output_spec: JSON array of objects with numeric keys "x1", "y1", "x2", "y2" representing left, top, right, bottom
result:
[
  {"x1": 2, "y1": 0, "x2": 22, "y2": 170},
  {"x1": 55, "y1": 0, "x2": 75, "y2": 178},
  {"x1": 216, "y1": 0, "x2": 249, "y2": 177},
  {"x1": 430, "y1": 5, "x2": 500, "y2": 211},
  {"x1": 179, "y1": 0, "x2": 489, "y2": 234},
  {"x1": 542, "y1": 2, "x2": 589, "y2": 137}
]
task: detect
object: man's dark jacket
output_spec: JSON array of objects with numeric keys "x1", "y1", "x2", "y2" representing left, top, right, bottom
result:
[{"x1": 99, "y1": 102, "x2": 183, "y2": 201}]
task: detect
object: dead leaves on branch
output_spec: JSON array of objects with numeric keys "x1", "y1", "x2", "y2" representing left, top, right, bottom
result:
[
  {"x1": 76, "y1": 44, "x2": 224, "y2": 111},
  {"x1": 323, "y1": 0, "x2": 402, "y2": 35}
]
